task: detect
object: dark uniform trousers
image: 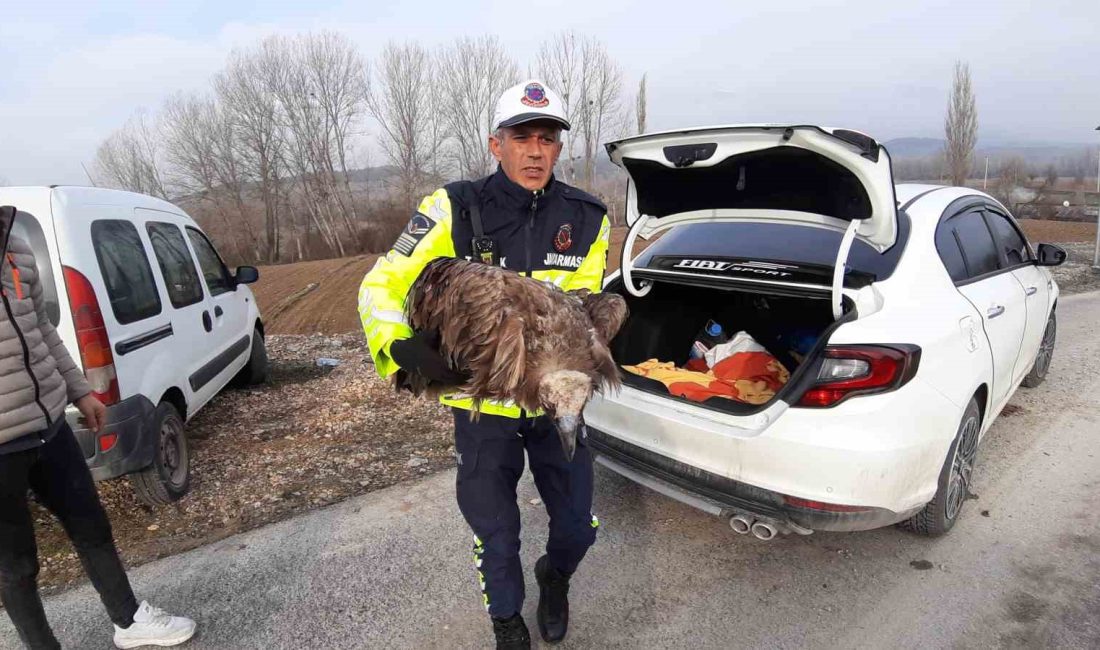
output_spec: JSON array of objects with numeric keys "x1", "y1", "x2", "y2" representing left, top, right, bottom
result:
[{"x1": 452, "y1": 409, "x2": 598, "y2": 618}]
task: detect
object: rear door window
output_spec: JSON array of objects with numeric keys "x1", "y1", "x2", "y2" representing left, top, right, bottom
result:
[
  {"x1": 91, "y1": 220, "x2": 162, "y2": 324},
  {"x1": 984, "y1": 211, "x2": 1032, "y2": 267},
  {"x1": 147, "y1": 222, "x2": 204, "y2": 308},
  {"x1": 934, "y1": 226, "x2": 968, "y2": 283},
  {"x1": 186, "y1": 228, "x2": 232, "y2": 296},
  {"x1": 950, "y1": 211, "x2": 1000, "y2": 280}
]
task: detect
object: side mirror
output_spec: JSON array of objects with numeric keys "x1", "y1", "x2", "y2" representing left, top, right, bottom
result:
[
  {"x1": 234, "y1": 265, "x2": 259, "y2": 285},
  {"x1": 1035, "y1": 243, "x2": 1067, "y2": 267}
]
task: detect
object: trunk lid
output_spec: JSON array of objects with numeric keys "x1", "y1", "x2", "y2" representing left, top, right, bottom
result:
[
  {"x1": 605, "y1": 125, "x2": 898, "y2": 317},
  {"x1": 606, "y1": 124, "x2": 898, "y2": 248}
]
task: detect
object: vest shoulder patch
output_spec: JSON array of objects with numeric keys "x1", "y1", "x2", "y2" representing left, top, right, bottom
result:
[{"x1": 392, "y1": 212, "x2": 436, "y2": 256}]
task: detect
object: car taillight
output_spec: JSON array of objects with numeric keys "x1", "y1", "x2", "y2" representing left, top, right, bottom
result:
[
  {"x1": 98, "y1": 432, "x2": 118, "y2": 452},
  {"x1": 62, "y1": 266, "x2": 120, "y2": 405},
  {"x1": 796, "y1": 345, "x2": 920, "y2": 408}
]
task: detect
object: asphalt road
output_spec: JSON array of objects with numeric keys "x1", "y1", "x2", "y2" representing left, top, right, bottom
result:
[{"x1": 3, "y1": 292, "x2": 1098, "y2": 649}]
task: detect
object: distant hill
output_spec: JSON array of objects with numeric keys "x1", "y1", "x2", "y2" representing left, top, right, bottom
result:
[
  {"x1": 884, "y1": 137, "x2": 1095, "y2": 165},
  {"x1": 883, "y1": 137, "x2": 944, "y2": 158}
]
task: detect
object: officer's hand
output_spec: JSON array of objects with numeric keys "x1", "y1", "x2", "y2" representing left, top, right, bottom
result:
[{"x1": 390, "y1": 330, "x2": 470, "y2": 386}]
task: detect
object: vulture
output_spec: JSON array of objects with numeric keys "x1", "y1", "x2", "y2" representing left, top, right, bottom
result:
[{"x1": 399, "y1": 257, "x2": 629, "y2": 460}]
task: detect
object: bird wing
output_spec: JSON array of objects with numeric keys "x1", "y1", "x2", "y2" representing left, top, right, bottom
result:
[
  {"x1": 406, "y1": 258, "x2": 529, "y2": 403},
  {"x1": 577, "y1": 291, "x2": 629, "y2": 346}
]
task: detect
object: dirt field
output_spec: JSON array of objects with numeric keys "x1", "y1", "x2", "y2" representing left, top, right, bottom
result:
[
  {"x1": 1018, "y1": 219, "x2": 1096, "y2": 245},
  {"x1": 254, "y1": 222, "x2": 1097, "y2": 336},
  {"x1": 254, "y1": 227, "x2": 646, "y2": 335}
]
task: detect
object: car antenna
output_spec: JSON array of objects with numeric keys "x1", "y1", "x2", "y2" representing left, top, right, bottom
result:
[{"x1": 80, "y1": 162, "x2": 98, "y2": 187}]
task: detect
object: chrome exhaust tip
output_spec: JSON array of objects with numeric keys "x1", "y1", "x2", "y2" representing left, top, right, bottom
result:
[
  {"x1": 729, "y1": 515, "x2": 753, "y2": 535},
  {"x1": 750, "y1": 521, "x2": 778, "y2": 541}
]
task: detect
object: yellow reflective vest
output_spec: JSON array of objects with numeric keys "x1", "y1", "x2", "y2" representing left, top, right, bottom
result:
[{"x1": 358, "y1": 173, "x2": 611, "y2": 418}]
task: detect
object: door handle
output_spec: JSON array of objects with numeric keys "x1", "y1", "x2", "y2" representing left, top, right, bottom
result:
[
  {"x1": 202, "y1": 311, "x2": 212, "y2": 332},
  {"x1": 1025, "y1": 286, "x2": 1038, "y2": 296},
  {"x1": 214, "y1": 305, "x2": 224, "y2": 317},
  {"x1": 987, "y1": 305, "x2": 1005, "y2": 319}
]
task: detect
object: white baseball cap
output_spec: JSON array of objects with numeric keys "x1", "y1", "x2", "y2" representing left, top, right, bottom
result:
[{"x1": 492, "y1": 79, "x2": 571, "y2": 131}]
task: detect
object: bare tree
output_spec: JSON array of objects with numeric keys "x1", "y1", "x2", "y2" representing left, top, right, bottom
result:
[
  {"x1": 367, "y1": 42, "x2": 434, "y2": 206},
  {"x1": 162, "y1": 92, "x2": 265, "y2": 262},
  {"x1": 162, "y1": 93, "x2": 242, "y2": 259},
  {"x1": 1063, "y1": 147, "x2": 1096, "y2": 187},
  {"x1": 437, "y1": 36, "x2": 520, "y2": 179},
  {"x1": 994, "y1": 156, "x2": 1027, "y2": 208},
  {"x1": 537, "y1": 32, "x2": 585, "y2": 185},
  {"x1": 302, "y1": 31, "x2": 368, "y2": 230},
  {"x1": 1044, "y1": 163, "x2": 1058, "y2": 188},
  {"x1": 265, "y1": 32, "x2": 369, "y2": 258},
  {"x1": 577, "y1": 38, "x2": 624, "y2": 190},
  {"x1": 93, "y1": 111, "x2": 169, "y2": 198},
  {"x1": 538, "y1": 33, "x2": 625, "y2": 191},
  {"x1": 207, "y1": 100, "x2": 263, "y2": 260},
  {"x1": 215, "y1": 39, "x2": 289, "y2": 262},
  {"x1": 943, "y1": 61, "x2": 978, "y2": 186},
  {"x1": 636, "y1": 73, "x2": 647, "y2": 135}
]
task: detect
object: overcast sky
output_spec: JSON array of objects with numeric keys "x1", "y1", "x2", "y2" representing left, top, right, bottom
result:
[{"x1": 2, "y1": 0, "x2": 1098, "y2": 185}]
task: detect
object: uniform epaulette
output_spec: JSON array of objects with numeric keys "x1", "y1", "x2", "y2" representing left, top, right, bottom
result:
[{"x1": 558, "y1": 185, "x2": 607, "y2": 212}]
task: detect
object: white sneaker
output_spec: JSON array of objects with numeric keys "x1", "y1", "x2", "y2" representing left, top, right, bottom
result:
[{"x1": 113, "y1": 601, "x2": 197, "y2": 649}]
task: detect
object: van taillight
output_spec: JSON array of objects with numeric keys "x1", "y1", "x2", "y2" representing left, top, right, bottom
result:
[
  {"x1": 796, "y1": 345, "x2": 921, "y2": 408},
  {"x1": 62, "y1": 266, "x2": 120, "y2": 405}
]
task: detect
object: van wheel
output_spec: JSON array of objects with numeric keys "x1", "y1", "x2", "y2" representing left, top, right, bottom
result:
[
  {"x1": 233, "y1": 327, "x2": 269, "y2": 387},
  {"x1": 131, "y1": 403, "x2": 190, "y2": 507},
  {"x1": 900, "y1": 398, "x2": 981, "y2": 536},
  {"x1": 1021, "y1": 312, "x2": 1056, "y2": 388}
]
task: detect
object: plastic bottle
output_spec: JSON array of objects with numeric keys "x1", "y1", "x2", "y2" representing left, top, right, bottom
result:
[{"x1": 688, "y1": 320, "x2": 729, "y2": 361}]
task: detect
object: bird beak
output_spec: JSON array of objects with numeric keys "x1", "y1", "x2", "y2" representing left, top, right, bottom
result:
[{"x1": 553, "y1": 415, "x2": 581, "y2": 462}]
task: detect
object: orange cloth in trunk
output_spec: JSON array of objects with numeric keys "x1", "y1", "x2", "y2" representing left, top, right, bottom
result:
[{"x1": 623, "y1": 351, "x2": 790, "y2": 405}]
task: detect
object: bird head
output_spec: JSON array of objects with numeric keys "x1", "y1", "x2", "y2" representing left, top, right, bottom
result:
[{"x1": 538, "y1": 369, "x2": 594, "y2": 462}]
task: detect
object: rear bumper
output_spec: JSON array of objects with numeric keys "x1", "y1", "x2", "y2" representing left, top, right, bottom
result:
[
  {"x1": 589, "y1": 427, "x2": 916, "y2": 533},
  {"x1": 585, "y1": 377, "x2": 962, "y2": 532},
  {"x1": 68, "y1": 395, "x2": 156, "y2": 481}
]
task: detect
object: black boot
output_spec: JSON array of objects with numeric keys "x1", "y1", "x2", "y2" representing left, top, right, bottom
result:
[
  {"x1": 535, "y1": 555, "x2": 571, "y2": 643},
  {"x1": 491, "y1": 613, "x2": 531, "y2": 650}
]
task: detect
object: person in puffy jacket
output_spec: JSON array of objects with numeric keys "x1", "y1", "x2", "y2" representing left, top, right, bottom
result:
[{"x1": 0, "y1": 207, "x2": 196, "y2": 650}]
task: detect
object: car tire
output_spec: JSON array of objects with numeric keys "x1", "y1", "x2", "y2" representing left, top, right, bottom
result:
[
  {"x1": 233, "y1": 327, "x2": 269, "y2": 387},
  {"x1": 1021, "y1": 312, "x2": 1056, "y2": 388},
  {"x1": 131, "y1": 403, "x2": 190, "y2": 507},
  {"x1": 900, "y1": 397, "x2": 981, "y2": 537}
]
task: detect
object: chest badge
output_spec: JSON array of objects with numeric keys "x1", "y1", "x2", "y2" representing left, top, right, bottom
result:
[{"x1": 553, "y1": 223, "x2": 574, "y2": 253}]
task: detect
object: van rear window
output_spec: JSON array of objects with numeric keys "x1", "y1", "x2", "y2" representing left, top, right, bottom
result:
[
  {"x1": 91, "y1": 220, "x2": 162, "y2": 324},
  {"x1": 11, "y1": 211, "x2": 60, "y2": 326}
]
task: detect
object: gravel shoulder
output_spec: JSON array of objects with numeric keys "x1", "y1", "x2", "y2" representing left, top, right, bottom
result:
[
  {"x1": 31, "y1": 334, "x2": 452, "y2": 595},
  {"x1": 1048, "y1": 241, "x2": 1100, "y2": 294}
]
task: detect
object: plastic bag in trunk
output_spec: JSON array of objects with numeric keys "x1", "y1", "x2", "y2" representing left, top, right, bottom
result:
[{"x1": 623, "y1": 331, "x2": 789, "y2": 405}]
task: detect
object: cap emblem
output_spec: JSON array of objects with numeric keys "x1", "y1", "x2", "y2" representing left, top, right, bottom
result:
[{"x1": 520, "y1": 82, "x2": 549, "y2": 108}]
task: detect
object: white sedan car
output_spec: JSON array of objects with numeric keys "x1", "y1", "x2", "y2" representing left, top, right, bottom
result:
[{"x1": 587, "y1": 125, "x2": 1065, "y2": 538}]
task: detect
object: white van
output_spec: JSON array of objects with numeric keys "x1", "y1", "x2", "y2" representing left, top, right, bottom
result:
[{"x1": 0, "y1": 186, "x2": 266, "y2": 505}]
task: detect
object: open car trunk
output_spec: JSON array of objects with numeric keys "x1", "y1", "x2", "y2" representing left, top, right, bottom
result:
[
  {"x1": 598, "y1": 125, "x2": 899, "y2": 414},
  {"x1": 605, "y1": 276, "x2": 851, "y2": 415}
]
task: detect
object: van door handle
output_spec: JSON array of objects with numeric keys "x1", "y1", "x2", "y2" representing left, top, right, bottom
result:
[
  {"x1": 202, "y1": 311, "x2": 212, "y2": 332},
  {"x1": 1025, "y1": 286, "x2": 1038, "y2": 296},
  {"x1": 214, "y1": 306, "x2": 224, "y2": 317},
  {"x1": 987, "y1": 305, "x2": 1006, "y2": 319}
]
